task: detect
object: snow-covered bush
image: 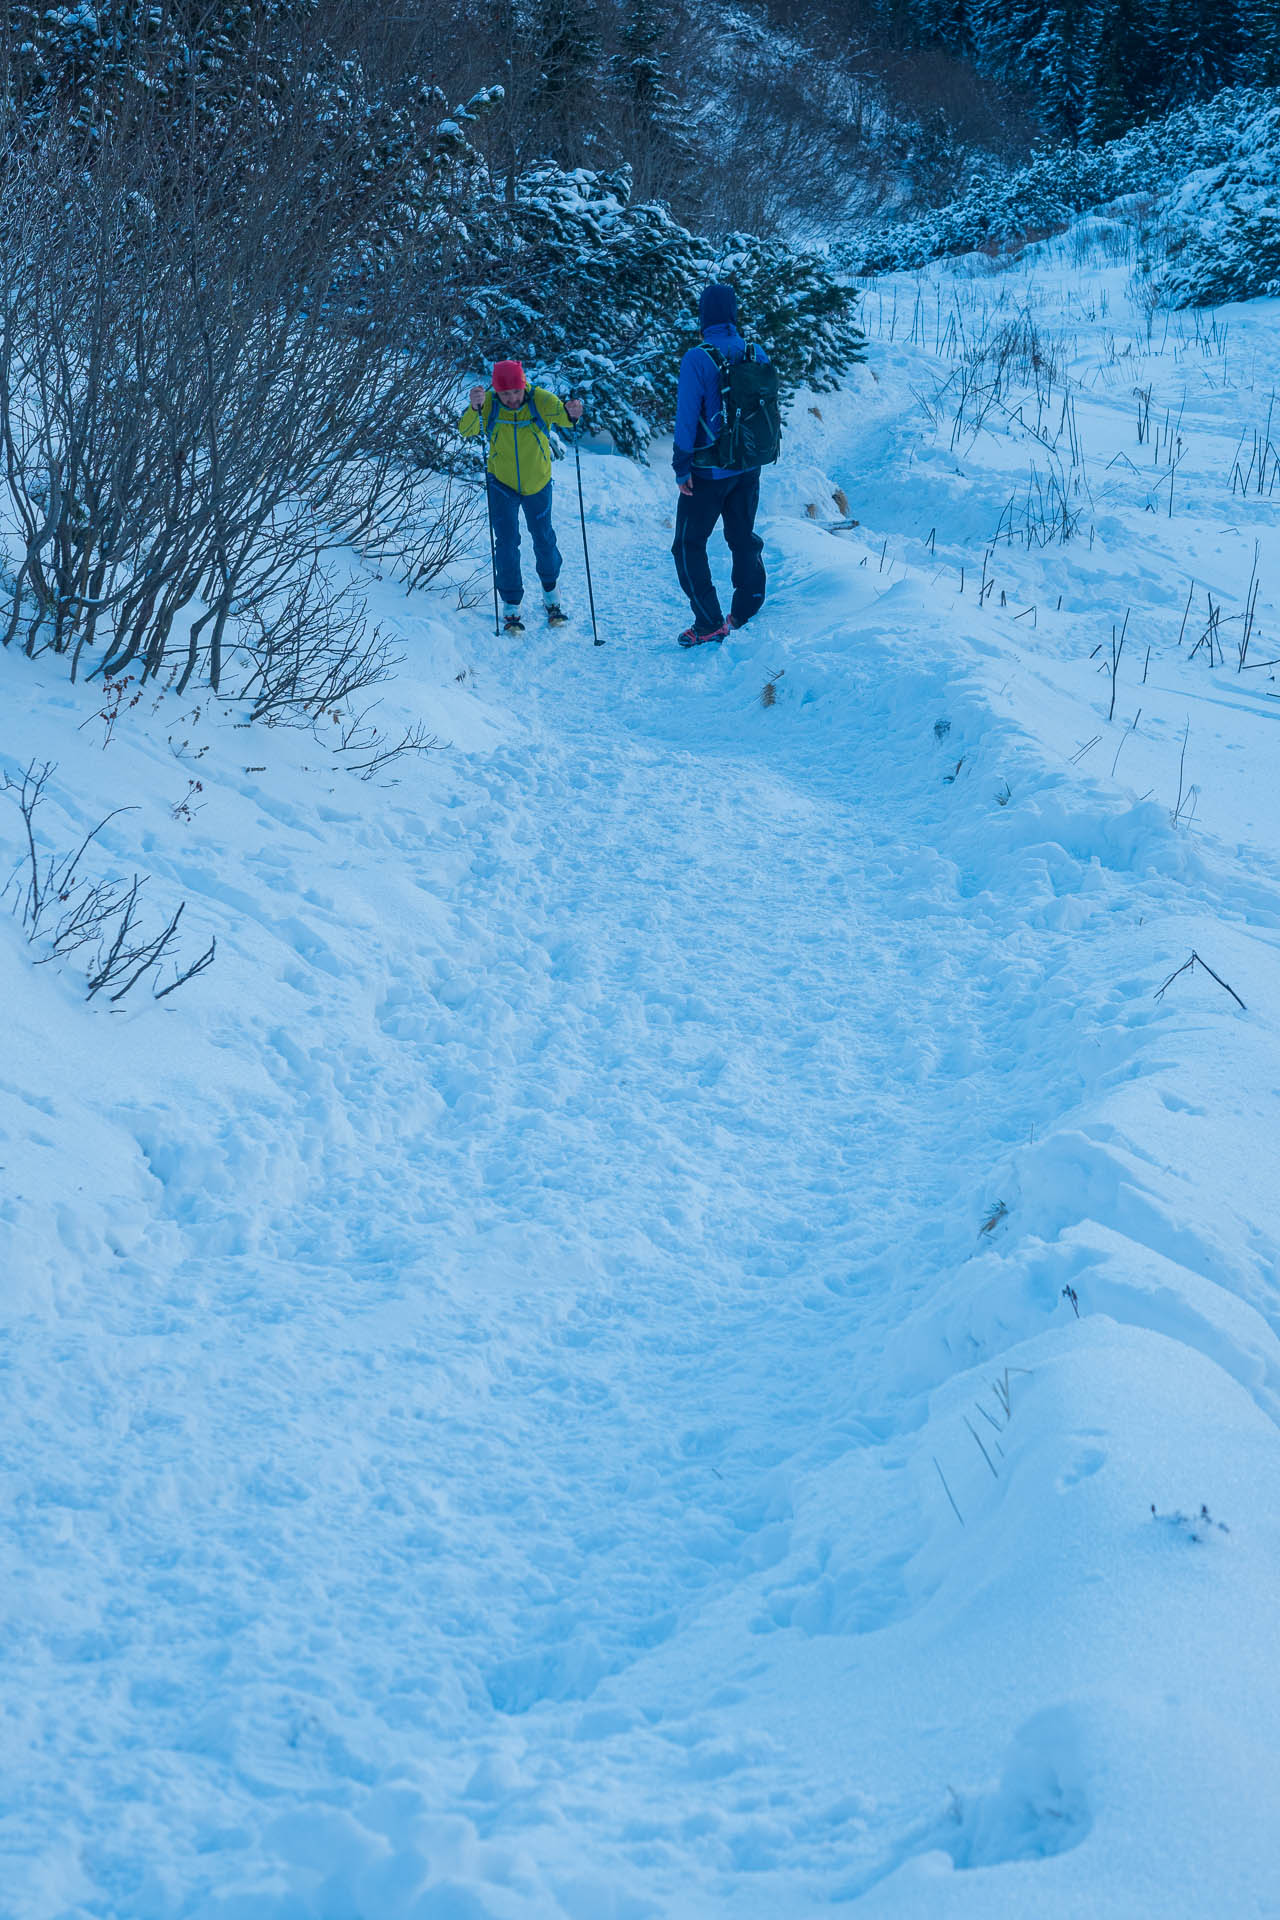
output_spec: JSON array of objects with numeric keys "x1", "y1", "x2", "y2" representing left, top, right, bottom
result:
[
  {"x1": 452, "y1": 165, "x2": 866, "y2": 457},
  {"x1": 716, "y1": 234, "x2": 869, "y2": 394},
  {"x1": 1156, "y1": 99, "x2": 1280, "y2": 304},
  {"x1": 846, "y1": 87, "x2": 1277, "y2": 276}
]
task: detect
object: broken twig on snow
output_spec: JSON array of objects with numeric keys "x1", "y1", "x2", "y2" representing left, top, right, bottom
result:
[{"x1": 1154, "y1": 950, "x2": 1246, "y2": 1011}]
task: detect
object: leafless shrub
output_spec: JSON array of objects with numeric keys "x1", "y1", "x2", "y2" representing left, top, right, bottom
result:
[
  {"x1": 85, "y1": 892, "x2": 215, "y2": 1004},
  {"x1": 1106, "y1": 610, "x2": 1129, "y2": 721},
  {"x1": 688, "y1": 39, "x2": 893, "y2": 233},
  {"x1": 2, "y1": 760, "x2": 130, "y2": 942},
  {"x1": 1068, "y1": 217, "x2": 1135, "y2": 268},
  {"x1": 1188, "y1": 593, "x2": 1223, "y2": 668},
  {"x1": 2, "y1": 758, "x2": 214, "y2": 1001},
  {"x1": 1236, "y1": 544, "x2": 1266, "y2": 672},
  {"x1": 235, "y1": 549, "x2": 397, "y2": 726},
  {"x1": 1227, "y1": 395, "x2": 1280, "y2": 498},
  {"x1": 332, "y1": 711, "x2": 444, "y2": 779},
  {"x1": 337, "y1": 467, "x2": 481, "y2": 592},
  {"x1": 0, "y1": 35, "x2": 470, "y2": 707}
]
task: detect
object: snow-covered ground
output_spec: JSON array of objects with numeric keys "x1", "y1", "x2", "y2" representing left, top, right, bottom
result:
[{"x1": 4, "y1": 234, "x2": 1280, "y2": 1918}]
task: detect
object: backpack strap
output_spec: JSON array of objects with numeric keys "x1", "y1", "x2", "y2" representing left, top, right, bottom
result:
[
  {"x1": 486, "y1": 387, "x2": 554, "y2": 451},
  {"x1": 695, "y1": 343, "x2": 733, "y2": 456},
  {"x1": 524, "y1": 389, "x2": 551, "y2": 438}
]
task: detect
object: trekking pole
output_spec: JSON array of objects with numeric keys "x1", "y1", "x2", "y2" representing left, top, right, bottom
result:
[
  {"x1": 480, "y1": 445, "x2": 500, "y2": 637},
  {"x1": 570, "y1": 397, "x2": 603, "y2": 646}
]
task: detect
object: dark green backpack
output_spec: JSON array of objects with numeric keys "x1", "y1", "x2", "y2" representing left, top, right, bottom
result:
[{"x1": 692, "y1": 343, "x2": 782, "y2": 471}]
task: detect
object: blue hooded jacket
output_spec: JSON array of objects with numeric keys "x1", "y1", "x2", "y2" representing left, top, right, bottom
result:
[{"x1": 672, "y1": 316, "x2": 772, "y2": 483}]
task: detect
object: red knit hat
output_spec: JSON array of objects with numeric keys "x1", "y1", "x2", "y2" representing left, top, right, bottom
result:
[{"x1": 492, "y1": 359, "x2": 525, "y2": 390}]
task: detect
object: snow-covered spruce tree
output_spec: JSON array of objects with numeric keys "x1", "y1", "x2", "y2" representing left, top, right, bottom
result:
[
  {"x1": 716, "y1": 236, "x2": 868, "y2": 393},
  {"x1": 1247, "y1": 0, "x2": 1280, "y2": 82},
  {"x1": 613, "y1": 0, "x2": 692, "y2": 194},
  {"x1": 1158, "y1": 96, "x2": 1280, "y2": 303},
  {"x1": 856, "y1": 0, "x2": 1259, "y2": 141},
  {"x1": 1158, "y1": 0, "x2": 1252, "y2": 107},
  {"x1": 532, "y1": 0, "x2": 604, "y2": 161},
  {"x1": 618, "y1": 1, "x2": 675, "y2": 115},
  {"x1": 970, "y1": 0, "x2": 1105, "y2": 138},
  {"x1": 447, "y1": 164, "x2": 864, "y2": 457},
  {"x1": 451, "y1": 163, "x2": 713, "y2": 454},
  {"x1": 0, "y1": 0, "x2": 305, "y2": 140},
  {"x1": 911, "y1": 0, "x2": 970, "y2": 52},
  {"x1": 1082, "y1": 0, "x2": 1170, "y2": 141}
]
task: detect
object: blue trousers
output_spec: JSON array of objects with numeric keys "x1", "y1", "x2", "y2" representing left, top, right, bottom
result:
[
  {"x1": 672, "y1": 469, "x2": 766, "y2": 632},
  {"x1": 488, "y1": 476, "x2": 562, "y2": 606}
]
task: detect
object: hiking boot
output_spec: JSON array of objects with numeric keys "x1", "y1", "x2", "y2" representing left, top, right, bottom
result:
[
  {"x1": 677, "y1": 618, "x2": 730, "y2": 649},
  {"x1": 502, "y1": 606, "x2": 525, "y2": 634}
]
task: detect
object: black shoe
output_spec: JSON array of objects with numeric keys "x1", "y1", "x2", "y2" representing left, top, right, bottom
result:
[
  {"x1": 546, "y1": 604, "x2": 569, "y2": 627},
  {"x1": 503, "y1": 612, "x2": 525, "y2": 634}
]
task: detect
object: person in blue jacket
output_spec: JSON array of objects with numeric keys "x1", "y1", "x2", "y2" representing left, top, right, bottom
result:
[{"x1": 670, "y1": 282, "x2": 769, "y2": 648}]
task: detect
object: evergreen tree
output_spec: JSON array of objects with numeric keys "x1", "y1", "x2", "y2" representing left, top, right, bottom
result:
[
  {"x1": 913, "y1": 0, "x2": 969, "y2": 54},
  {"x1": 959, "y1": 0, "x2": 1256, "y2": 139},
  {"x1": 850, "y1": 85, "x2": 1273, "y2": 274},
  {"x1": 1084, "y1": 0, "x2": 1165, "y2": 140},
  {"x1": 1244, "y1": 0, "x2": 1280, "y2": 80},
  {"x1": 0, "y1": 0, "x2": 306, "y2": 140},
  {"x1": 618, "y1": 2, "x2": 676, "y2": 120},
  {"x1": 1161, "y1": 96, "x2": 1280, "y2": 302},
  {"x1": 1158, "y1": 0, "x2": 1250, "y2": 104},
  {"x1": 453, "y1": 161, "x2": 864, "y2": 457},
  {"x1": 613, "y1": 0, "x2": 691, "y2": 189},
  {"x1": 966, "y1": 0, "x2": 1103, "y2": 137},
  {"x1": 533, "y1": 0, "x2": 602, "y2": 158}
]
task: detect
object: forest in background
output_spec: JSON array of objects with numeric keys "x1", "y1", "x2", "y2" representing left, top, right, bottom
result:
[
  {"x1": 9, "y1": 0, "x2": 1275, "y2": 233},
  {"x1": 0, "y1": 0, "x2": 1276, "y2": 717}
]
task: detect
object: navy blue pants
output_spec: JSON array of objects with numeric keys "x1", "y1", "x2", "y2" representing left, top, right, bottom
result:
[
  {"x1": 672, "y1": 469, "x2": 766, "y2": 633},
  {"x1": 488, "y1": 476, "x2": 562, "y2": 606}
]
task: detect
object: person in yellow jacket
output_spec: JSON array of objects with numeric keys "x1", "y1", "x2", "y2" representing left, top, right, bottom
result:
[{"x1": 459, "y1": 359, "x2": 584, "y2": 633}]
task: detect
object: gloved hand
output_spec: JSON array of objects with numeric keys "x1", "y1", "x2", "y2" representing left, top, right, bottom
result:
[
  {"x1": 469, "y1": 385, "x2": 486, "y2": 411},
  {"x1": 566, "y1": 397, "x2": 584, "y2": 423}
]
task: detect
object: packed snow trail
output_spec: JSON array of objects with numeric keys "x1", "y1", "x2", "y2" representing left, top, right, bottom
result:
[
  {"x1": 8, "y1": 596, "x2": 1050, "y2": 1886},
  {"x1": 5, "y1": 244, "x2": 1280, "y2": 1917}
]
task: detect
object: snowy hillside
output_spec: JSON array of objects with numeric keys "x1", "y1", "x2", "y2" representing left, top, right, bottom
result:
[{"x1": 4, "y1": 230, "x2": 1280, "y2": 1917}]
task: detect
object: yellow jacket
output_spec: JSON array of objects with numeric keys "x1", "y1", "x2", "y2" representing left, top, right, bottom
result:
[{"x1": 458, "y1": 386, "x2": 575, "y2": 495}]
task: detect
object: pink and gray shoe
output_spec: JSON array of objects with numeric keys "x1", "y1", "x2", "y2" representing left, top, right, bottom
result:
[{"x1": 677, "y1": 617, "x2": 731, "y2": 649}]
